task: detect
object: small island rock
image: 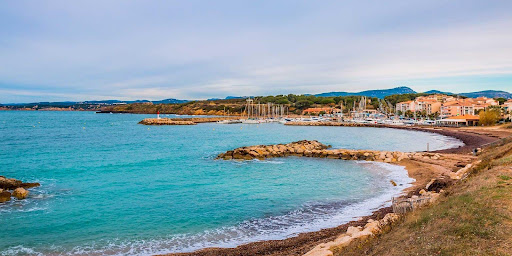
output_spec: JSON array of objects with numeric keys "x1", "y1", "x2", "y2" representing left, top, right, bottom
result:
[{"x1": 12, "y1": 187, "x2": 29, "y2": 200}]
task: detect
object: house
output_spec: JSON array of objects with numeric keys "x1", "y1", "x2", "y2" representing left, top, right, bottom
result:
[
  {"x1": 503, "y1": 99, "x2": 512, "y2": 111},
  {"x1": 396, "y1": 101, "x2": 414, "y2": 112},
  {"x1": 415, "y1": 99, "x2": 441, "y2": 115},
  {"x1": 436, "y1": 115, "x2": 480, "y2": 126},
  {"x1": 396, "y1": 101, "x2": 415, "y2": 113},
  {"x1": 440, "y1": 101, "x2": 475, "y2": 117}
]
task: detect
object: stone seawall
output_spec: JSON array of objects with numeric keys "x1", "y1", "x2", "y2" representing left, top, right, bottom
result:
[
  {"x1": 216, "y1": 140, "x2": 443, "y2": 162},
  {"x1": 139, "y1": 117, "x2": 239, "y2": 125},
  {"x1": 284, "y1": 121, "x2": 382, "y2": 127},
  {"x1": 139, "y1": 118, "x2": 197, "y2": 125}
]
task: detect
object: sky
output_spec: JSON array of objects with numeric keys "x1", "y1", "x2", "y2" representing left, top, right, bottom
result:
[{"x1": 1, "y1": 0, "x2": 512, "y2": 103}]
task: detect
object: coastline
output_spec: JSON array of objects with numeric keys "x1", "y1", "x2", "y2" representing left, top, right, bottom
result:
[{"x1": 160, "y1": 126, "x2": 508, "y2": 256}]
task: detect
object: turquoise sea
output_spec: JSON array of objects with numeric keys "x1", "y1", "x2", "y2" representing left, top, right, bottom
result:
[{"x1": 0, "y1": 111, "x2": 463, "y2": 255}]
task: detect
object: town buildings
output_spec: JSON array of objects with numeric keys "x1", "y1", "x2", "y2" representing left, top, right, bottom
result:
[{"x1": 397, "y1": 94, "x2": 499, "y2": 117}]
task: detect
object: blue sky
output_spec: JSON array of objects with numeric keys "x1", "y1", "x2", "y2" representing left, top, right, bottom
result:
[{"x1": 1, "y1": 0, "x2": 512, "y2": 102}]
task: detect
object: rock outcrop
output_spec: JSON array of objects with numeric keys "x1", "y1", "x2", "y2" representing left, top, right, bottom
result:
[
  {"x1": 20, "y1": 182, "x2": 41, "y2": 189},
  {"x1": 0, "y1": 176, "x2": 22, "y2": 190},
  {"x1": 0, "y1": 176, "x2": 39, "y2": 202},
  {"x1": 0, "y1": 176, "x2": 40, "y2": 190}
]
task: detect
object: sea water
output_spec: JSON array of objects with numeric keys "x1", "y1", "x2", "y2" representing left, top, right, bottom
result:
[{"x1": 0, "y1": 111, "x2": 463, "y2": 255}]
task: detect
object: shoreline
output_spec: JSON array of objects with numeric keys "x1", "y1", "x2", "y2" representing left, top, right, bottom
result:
[{"x1": 161, "y1": 126, "x2": 508, "y2": 256}]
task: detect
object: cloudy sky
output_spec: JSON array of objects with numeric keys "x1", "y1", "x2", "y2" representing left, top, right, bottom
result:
[{"x1": 1, "y1": 0, "x2": 512, "y2": 102}]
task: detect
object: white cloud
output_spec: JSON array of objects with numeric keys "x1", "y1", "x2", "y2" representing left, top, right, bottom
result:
[{"x1": 1, "y1": 0, "x2": 511, "y2": 102}]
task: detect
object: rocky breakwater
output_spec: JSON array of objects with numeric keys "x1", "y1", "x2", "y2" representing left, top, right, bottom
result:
[
  {"x1": 285, "y1": 121, "x2": 381, "y2": 127},
  {"x1": 217, "y1": 140, "x2": 443, "y2": 163},
  {"x1": 217, "y1": 140, "x2": 331, "y2": 160},
  {"x1": 0, "y1": 176, "x2": 40, "y2": 202},
  {"x1": 139, "y1": 117, "x2": 239, "y2": 125},
  {"x1": 139, "y1": 118, "x2": 196, "y2": 125}
]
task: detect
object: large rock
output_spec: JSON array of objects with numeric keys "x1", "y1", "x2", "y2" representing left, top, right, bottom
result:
[
  {"x1": 0, "y1": 176, "x2": 22, "y2": 190},
  {"x1": 0, "y1": 191, "x2": 11, "y2": 203},
  {"x1": 12, "y1": 187, "x2": 29, "y2": 200},
  {"x1": 20, "y1": 182, "x2": 41, "y2": 189},
  {"x1": 425, "y1": 178, "x2": 452, "y2": 192}
]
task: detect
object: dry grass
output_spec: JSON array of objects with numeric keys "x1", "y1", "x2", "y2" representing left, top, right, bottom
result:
[{"x1": 334, "y1": 143, "x2": 512, "y2": 256}]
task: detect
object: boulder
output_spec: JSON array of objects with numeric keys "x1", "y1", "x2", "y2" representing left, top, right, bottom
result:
[
  {"x1": 0, "y1": 176, "x2": 22, "y2": 190},
  {"x1": 248, "y1": 151, "x2": 260, "y2": 157},
  {"x1": 12, "y1": 187, "x2": 29, "y2": 200},
  {"x1": 333, "y1": 235, "x2": 353, "y2": 247},
  {"x1": 426, "y1": 178, "x2": 452, "y2": 192},
  {"x1": 380, "y1": 213, "x2": 400, "y2": 225},
  {"x1": 0, "y1": 191, "x2": 11, "y2": 203},
  {"x1": 364, "y1": 220, "x2": 381, "y2": 233},
  {"x1": 346, "y1": 226, "x2": 362, "y2": 236}
]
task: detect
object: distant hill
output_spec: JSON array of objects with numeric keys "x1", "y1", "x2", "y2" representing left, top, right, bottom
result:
[
  {"x1": 3, "y1": 98, "x2": 189, "y2": 107},
  {"x1": 152, "y1": 98, "x2": 189, "y2": 104},
  {"x1": 315, "y1": 86, "x2": 416, "y2": 99},
  {"x1": 315, "y1": 87, "x2": 512, "y2": 99},
  {"x1": 421, "y1": 90, "x2": 512, "y2": 99},
  {"x1": 423, "y1": 90, "x2": 454, "y2": 95},
  {"x1": 459, "y1": 90, "x2": 512, "y2": 99},
  {"x1": 207, "y1": 96, "x2": 247, "y2": 101}
]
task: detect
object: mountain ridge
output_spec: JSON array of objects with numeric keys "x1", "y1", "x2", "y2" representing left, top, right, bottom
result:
[
  {"x1": 315, "y1": 87, "x2": 512, "y2": 99},
  {"x1": 2, "y1": 88, "x2": 511, "y2": 106}
]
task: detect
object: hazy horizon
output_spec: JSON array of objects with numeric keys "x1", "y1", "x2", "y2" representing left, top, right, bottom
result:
[
  {"x1": 1, "y1": 0, "x2": 512, "y2": 102},
  {"x1": 2, "y1": 85, "x2": 512, "y2": 104}
]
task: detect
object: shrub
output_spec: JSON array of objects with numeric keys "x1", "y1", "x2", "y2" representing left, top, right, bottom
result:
[{"x1": 479, "y1": 109, "x2": 501, "y2": 126}]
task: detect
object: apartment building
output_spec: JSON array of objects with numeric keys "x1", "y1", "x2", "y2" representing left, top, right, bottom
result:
[{"x1": 398, "y1": 94, "x2": 499, "y2": 117}]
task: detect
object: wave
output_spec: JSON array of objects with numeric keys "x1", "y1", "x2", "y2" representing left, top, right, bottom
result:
[{"x1": 2, "y1": 162, "x2": 413, "y2": 256}]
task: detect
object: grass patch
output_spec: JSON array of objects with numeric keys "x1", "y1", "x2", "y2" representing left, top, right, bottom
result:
[
  {"x1": 493, "y1": 155, "x2": 512, "y2": 166},
  {"x1": 335, "y1": 142, "x2": 512, "y2": 256},
  {"x1": 498, "y1": 175, "x2": 512, "y2": 180}
]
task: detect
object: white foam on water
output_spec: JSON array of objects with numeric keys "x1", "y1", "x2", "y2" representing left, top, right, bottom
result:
[
  {"x1": 4, "y1": 162, "x2": 414, "y2": 256},
  {"x1": 0, "y1": 245, "x2": 43, "y2": 256}
]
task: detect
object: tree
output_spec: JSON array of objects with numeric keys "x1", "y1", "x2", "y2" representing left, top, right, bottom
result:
[
  {"x1": 496, "y1": 97, "x2": 507, "y2": 105},
  {"x1": 479, "y1": 109, "x2": 501, "y2": 126},
  {"x1": 295, "y1": 100, "x2": 312, "y2": 110}
]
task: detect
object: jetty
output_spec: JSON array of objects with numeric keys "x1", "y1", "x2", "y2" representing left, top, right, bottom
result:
[
  {"x1": 216, "y1": 140, "x2": 445, "y2": 164},
  {"x1": 139, "y1": 117, "x2": 239, "y2": 125},
  {"x1": 284, "y1": 121, "x2": 383, "y2": 127}
]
